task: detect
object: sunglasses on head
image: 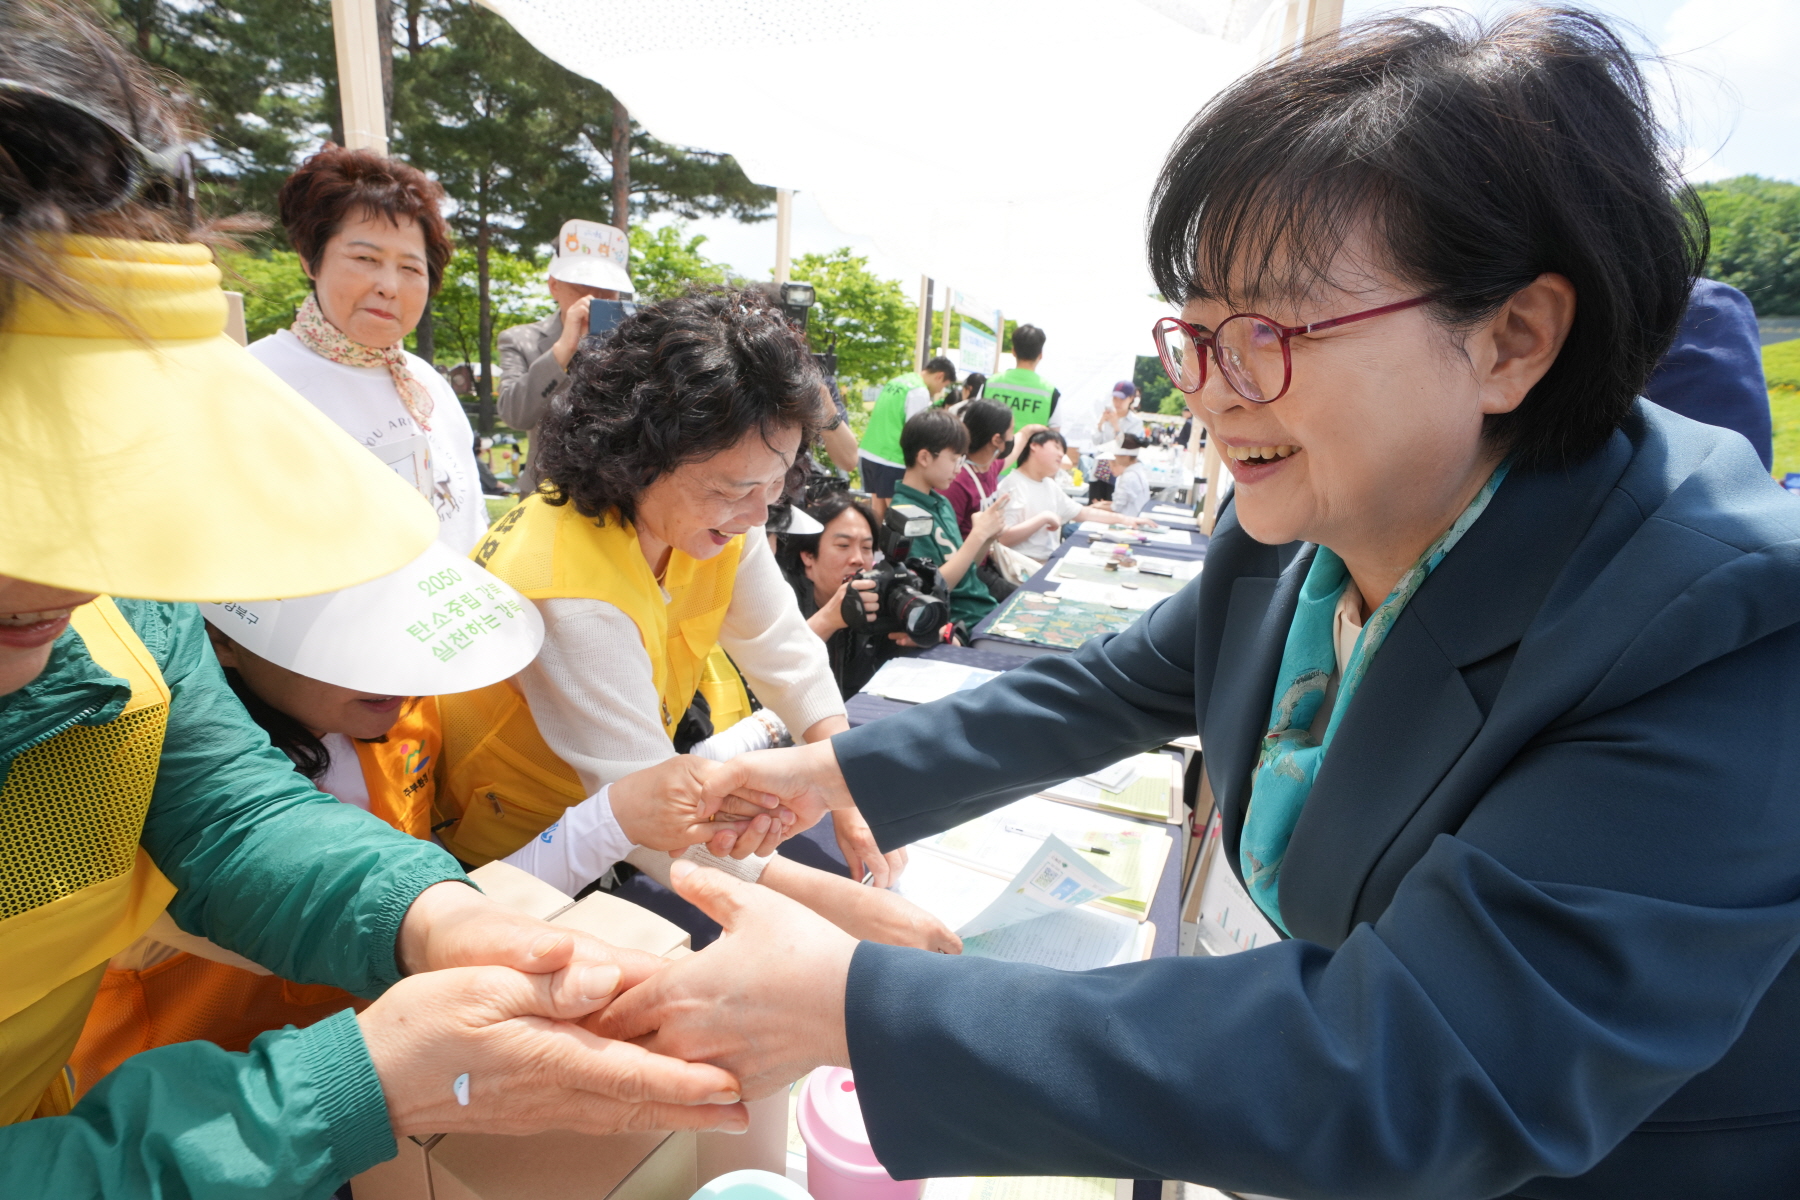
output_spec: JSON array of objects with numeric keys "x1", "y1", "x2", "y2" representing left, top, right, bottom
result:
[{"x1": 0, "y1": 79, "x2": 195, "y2": 223}]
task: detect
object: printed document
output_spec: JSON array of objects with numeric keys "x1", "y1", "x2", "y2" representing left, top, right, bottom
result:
[
  {"x1": 896, "y1": 840, "x2": 1149, "y2": 971},
  {"x1": 863, "y1": 657, "x2": 999, "y2": 704},
  {"x1": 917, "y1": 795, "x2": 1173, "y2": 917}
]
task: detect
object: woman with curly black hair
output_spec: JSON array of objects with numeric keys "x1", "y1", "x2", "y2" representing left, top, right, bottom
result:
[{"x1": 438, "y1": 287, "x2": 953, "y2": 967}]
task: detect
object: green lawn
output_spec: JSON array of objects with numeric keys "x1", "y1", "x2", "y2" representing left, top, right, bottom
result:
[{"x1": 1766, "y1": 340, "x2": 1800, "y2": 480}]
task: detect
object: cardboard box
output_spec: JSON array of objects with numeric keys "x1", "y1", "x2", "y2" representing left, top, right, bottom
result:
[
  {"x1": 547, "y1": 890, "x2": 691, "y2": 959},
  {"x1": 430, "y1": 1128, "x2": 696, "y2": 1200},
  {"x1": 353, "y1": 1129, "x2": 696, "y2": 1200},
  {"x1": 467, "y1": 861, "x2": 576, "y2": 920},
  {"x1": 347, "y1": 1134, "x2": 440, "y2": 1200}
]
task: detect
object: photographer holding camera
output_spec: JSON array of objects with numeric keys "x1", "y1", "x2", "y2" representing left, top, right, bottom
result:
[
  {"x1": 498, "y1": 219, "x2": 634, "y2": 497},
  {"x1": 777, "y1": 493, "x2": 912, "y2": 698},
  {"x1": 890, "y1": 410, "x2": 1008, "y2": 631}
]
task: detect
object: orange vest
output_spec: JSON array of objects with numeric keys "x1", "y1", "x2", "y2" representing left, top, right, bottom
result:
[
  {"x1": 435, "y1": 497, "x2": 742, "y2": 865},
  {"x1": 66, "y1": 699, "x2": 440, "y2": 1097}
]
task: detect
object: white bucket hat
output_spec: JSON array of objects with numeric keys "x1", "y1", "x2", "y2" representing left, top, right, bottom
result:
[
  {"x1": 1092, "y1": 441, "x2": 1140, "y2": 459},
  {"x1": 548, "y1": 218, "x2": 634, "y2": 294},
  {"x1": 201, "y1": 540, "x2": 545, "y2": 696}
]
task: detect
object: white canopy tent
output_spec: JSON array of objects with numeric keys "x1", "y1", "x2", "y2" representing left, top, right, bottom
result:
[{"x1": 473, "y1": 0, "x2": 1328, "y2": 418}]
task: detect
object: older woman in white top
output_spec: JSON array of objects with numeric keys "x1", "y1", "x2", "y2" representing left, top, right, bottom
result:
[
  {"x1": 249, "y1": 146, "x2": 487, "y2": 553},
  {"x1": 453, "y1": 286, "x2": 949, "y2": 957}
]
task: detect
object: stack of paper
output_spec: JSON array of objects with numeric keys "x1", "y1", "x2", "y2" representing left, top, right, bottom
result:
[
  {"x1": 1040, "y1": 752, "x2": 1180, "y2": 823},
  {"x1": 863, "y1": 657, "x2": 999, "y2": 704},
  {"x1": 916, "y1": 796, "x2": 1172, "y2": 919}
]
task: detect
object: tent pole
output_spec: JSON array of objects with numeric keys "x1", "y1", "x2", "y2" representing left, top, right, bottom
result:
[
  {"x1": 915, "y1": 277, "x2": 933, "y2": 371},
  {"x1": 774, "y1": 189, "x2": 793, "y2": 284},
  {"x1": 330, "y1": 0, "x2": 388, "y2": 155},
  {"x1": 1304, "y1": 0, "x2": 1343, "y2": 47},
  {"x1": 940, "y1": 284, "x2": 951, "y2": 361}
]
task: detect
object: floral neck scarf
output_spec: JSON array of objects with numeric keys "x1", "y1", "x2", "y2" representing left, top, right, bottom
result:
[
  {"x1": 290, "y1": 291, "x2": 434, "y2": 431},
  {"x1": 1240, "y1": 461, "x2": 1511, "y2": 933}
]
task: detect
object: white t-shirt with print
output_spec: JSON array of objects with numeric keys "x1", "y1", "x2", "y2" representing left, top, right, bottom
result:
[
  {"x1": 998, "y1": 469, "x2": 1082, "y2": 561},
  {"x1": 250, "y1": 329, "x2": 489, "y2": 554}
]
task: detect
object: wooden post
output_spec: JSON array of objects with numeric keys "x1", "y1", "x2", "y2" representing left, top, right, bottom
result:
[
  {"x1": 774, "y1": 189, "x2": 793, "y2": 284},
  {"x1": 330, "y1": 0, "x2": 388, "y2": 156},
  {"x1": 914, "y1": 276, "x2": 933, "y2": 371},
  {"x1": 1303, "y1": 0, "x2": 1343, "y2": 47},
  {"x1": 1199, "y1": 436, "x2": 1224, "y2": 535},
  {"x1": 611, "y1": 97, "x2": 631, "y2": 232},
  {"x1": 992, "y1": 310, "x2": 1003, "y2": 374},
  {"x1": 939, "y1": 284, "x2": 951, "y2": 360},
  {"x1": 476, "y1": 176, "x2": 495, "y2": 435},
  {"x1": 1274, "y1": 0, "x2": 1300, "y2": 61}
]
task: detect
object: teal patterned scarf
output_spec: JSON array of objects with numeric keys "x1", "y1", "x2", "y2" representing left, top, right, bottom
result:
[{"x1": 1240, "y1": 462, "x2": 1511, "y2": 933}]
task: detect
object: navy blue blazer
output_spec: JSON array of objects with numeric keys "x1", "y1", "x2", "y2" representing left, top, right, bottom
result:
[
  {"x1": 1643, "y1": 279, "x2": 1773, "y2": 470},
  {"x1": 832, "y1": 401, "x2": 1800, "y2": 1199}
]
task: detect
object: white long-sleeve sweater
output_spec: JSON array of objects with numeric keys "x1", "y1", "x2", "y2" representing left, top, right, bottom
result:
[{"x1": 499, "y1": 529, "x2": 843, "y2": 889}]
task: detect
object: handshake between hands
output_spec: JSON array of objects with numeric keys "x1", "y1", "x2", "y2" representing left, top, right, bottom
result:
[{"x1": 357, "y1": 740, "x2": 880, "y2": 1142}]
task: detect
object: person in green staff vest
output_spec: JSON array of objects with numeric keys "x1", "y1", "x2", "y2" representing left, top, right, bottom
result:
[
  {"x1": 983, "y1": 323, "x2": 1060, "y2": 429},
  {"x1": 857, "y1": 355, "x2": 957, "y2": 519}
]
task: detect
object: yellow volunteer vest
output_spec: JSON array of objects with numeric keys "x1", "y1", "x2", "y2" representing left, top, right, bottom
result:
[
  {"x1": 697, "y1": 646, "x2": 754, "y2": 733},
  {"x1": 69, "y1": 699, "x2": 442, "y2": 1097},
  {"x1": 438, "y1": 496, "x2": 741, "y2": 864},
  {"x1": 0, "y1": 598, "x2": 176, "y2": 1125}
]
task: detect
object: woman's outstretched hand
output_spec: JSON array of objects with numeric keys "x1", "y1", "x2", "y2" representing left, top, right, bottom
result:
[
  {"x1": 378, "y1": 880, "x2": 748, "y2": 1139},
  {"x1": 594, "y1": 861, "x2": 856, "y2": 1100},
  {"x1": 700, "y1": 739, "x2": 854, "y2": 839},
  {"x1": 832, "y1": 805, "x2": 906, "y2": 888},
  {"x1": 359, "y1": 962, "x2": 750, "y2": 1138},
  {"x1": 828, "y1": 876, "x2": 958, "y2": 952},
  {"x1": 609, "y1": 754, "x2": 791, "y2": 858}
]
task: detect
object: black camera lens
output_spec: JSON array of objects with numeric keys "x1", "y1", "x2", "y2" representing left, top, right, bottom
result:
[{"x1": 891, "y1": 589, "x2": 949, "y2": 645}]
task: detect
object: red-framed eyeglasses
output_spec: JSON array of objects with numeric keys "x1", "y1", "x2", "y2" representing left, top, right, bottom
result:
[{"x1": 1151, "y1": 295, "x2": 1435, "y2": 403}]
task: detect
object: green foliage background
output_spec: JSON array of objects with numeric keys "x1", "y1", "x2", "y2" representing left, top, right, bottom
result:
[
  {"x1": 1133, "y1": 355, "x2": 1183, "y2": 415},
  {"x1": 628, "y1": 226, "x2": 731, "y2": 301},
  {"x1": 427, "y1": 250, "x2": 556, "y2": 369},
  {"x1": 1698, "y1": 176, "x2": 1800, "y2": 317},
  {"x1": 790, "y1": 249, "x2": 918, "y2": 391},
  {"x1": 220, "y1": 250, "x2": 312, "y2": 343}
]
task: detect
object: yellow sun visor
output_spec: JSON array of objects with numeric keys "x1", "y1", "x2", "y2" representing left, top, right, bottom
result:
[{"x1": 0, "y1": 237, "x2": 438, "y2": 602}]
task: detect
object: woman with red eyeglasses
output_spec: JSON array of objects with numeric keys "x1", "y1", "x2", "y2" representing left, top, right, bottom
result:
[{"x1": 586, "y1": 10, "x2": 1800, "y2": 1200}]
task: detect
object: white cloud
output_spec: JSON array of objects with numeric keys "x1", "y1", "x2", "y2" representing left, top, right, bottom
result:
[{"x1": 1660, "y1": 0, "x2": 1800, "y2": 182}]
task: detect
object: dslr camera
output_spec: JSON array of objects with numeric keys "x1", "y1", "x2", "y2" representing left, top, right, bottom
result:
[{"x1": 841, "y1": 504, "x2": 951, "y2": 647}]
